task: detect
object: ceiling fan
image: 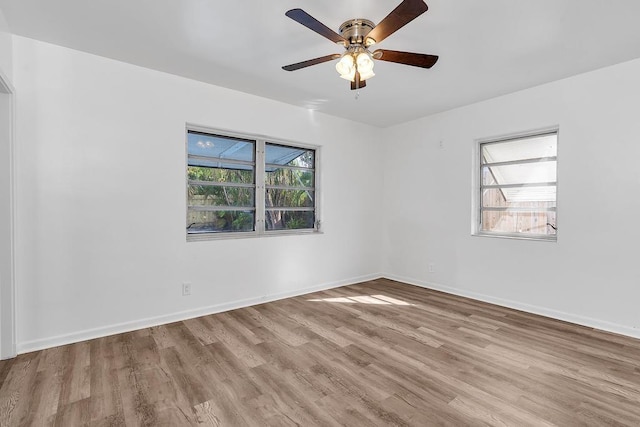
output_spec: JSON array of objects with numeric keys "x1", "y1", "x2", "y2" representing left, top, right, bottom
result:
[{"x1": 282, "y1": 0, "x2": 439, "y2": 90}]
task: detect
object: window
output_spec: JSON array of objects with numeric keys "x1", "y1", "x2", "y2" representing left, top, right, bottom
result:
[
  {"x1": 186, "y1": 131, "x2": 256, "y2": 234},
  {"x1": 186, "y1": 127, "x2": 319, "y2": 239},
  {"x1": 476, "y1": 130, "x2": 558, "y2": 240},
  {"x1": 265, "y1": 143, "x2": 316, "y2": 231}
]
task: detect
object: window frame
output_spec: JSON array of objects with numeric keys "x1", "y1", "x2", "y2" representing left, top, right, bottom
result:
[
  {"x1": 472, "y1": 127, "x2": 559, "y2": 242},
  {"x1": 186, "y1": 125, "x2": 321, "y2": 241},
  {"x1": 264, "y1": 141, "x2": 317, "y2": 233}
]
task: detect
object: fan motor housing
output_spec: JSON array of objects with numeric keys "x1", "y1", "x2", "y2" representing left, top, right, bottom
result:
[{"x1": 339, "y1": 19, "x2": 375, "y2": 45}]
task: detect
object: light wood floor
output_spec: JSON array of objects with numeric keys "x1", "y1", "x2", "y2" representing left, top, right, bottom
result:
[{"x1": 2, "y1": 279, "x2": 640, "y2": 426}]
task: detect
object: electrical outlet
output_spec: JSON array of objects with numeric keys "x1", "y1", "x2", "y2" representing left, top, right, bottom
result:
[
  {"x1": 428, "y1": 263, "x2": 435, "y2": 273},
  {"x1": 182, "y1": 282, "x2": 192, "y2": 296}
]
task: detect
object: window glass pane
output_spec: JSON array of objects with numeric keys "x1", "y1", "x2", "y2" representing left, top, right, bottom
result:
[
  {"x1": 482, "y1": 187, "x2": 557, "y2": 207},
  {"x1": 265, "y1": 210, "x2": 315, "y2": 231},
  {"x1": 501, "y1": 186, "x2": 556, "y2": 203},
  {"x1": 266, "y1": 189, "x2": 314, "y2": 208},
  {"x1": 265, "y1": 169, "x2": 314, "y2": 188},
  {"x1": 265, "y1": 143, "x2": 314, "y2": 168},
  {"x1": 188, "y1": 132, "x2": 255, "y2": 162},
  {"x1": 482, "y1": 161, "x2": 557, "y2": 185},
  {"x1": 482, "y1": 167, "x2": 498, "y2": 186},
  {"x1": 188, "y1": 166, "x2": 254, "y2": 184},
  {"x1": 187, "y1": 210, "x2": 255, "y2": 233},
  {"x1": 188, "y1": 186, "x2": 254, "y2": 207},
  {"x1": 482, "y1": 134, "x2": 556, "y2": 164},
  {"x1": 188, "y1": 158, "x2": 253, "y2": 170},
  {"x1": 481, "y1": 210, "x2": 557, "y2": 236}
]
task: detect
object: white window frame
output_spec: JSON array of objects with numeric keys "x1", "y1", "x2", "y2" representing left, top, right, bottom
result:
[
  {"x1": 472, "y1": 127, "x2": 559, "y2": 242},
  {"x1": 186, "y1": 124, "x2": 321, "y2": 241}
]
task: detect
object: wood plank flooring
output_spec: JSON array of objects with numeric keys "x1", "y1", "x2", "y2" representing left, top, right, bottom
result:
[{"x1": 2, "y1": 278, "x2": 640, "y2": 426}]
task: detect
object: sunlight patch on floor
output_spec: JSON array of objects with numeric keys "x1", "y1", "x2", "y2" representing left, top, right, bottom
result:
[{"x1": 307, "y1": 294, "x2": 413, "y2": 306}]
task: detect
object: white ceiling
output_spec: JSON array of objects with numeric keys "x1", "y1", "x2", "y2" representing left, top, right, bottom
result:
[{"x1": 2, "y1": 0, "x2": 640, "y2": 127}]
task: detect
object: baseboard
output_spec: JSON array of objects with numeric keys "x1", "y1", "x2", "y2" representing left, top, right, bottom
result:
[
  {"x1": 17, "y1": 273, "x2": 383, "y2": 354},
  {"x1": 383, "y1": 273, "x2": 640, "y2": 341}
]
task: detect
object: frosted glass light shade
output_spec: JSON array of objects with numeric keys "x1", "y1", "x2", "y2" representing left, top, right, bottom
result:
[
  {"x1": 336, "y1": 55, "x2": 356, "y2": 81},
  {"x1": 356, "y1": 52, "x2": 375, "y2": 80}
]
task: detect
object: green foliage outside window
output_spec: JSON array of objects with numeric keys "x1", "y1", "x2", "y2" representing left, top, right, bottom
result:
[{"x1": 187, "y1": 166, "x2": 255, "y2": 232}]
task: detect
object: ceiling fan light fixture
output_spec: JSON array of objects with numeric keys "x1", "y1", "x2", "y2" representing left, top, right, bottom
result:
[
  {"x1": 336, "y1": 53, "x2": 356, "y2": 80},
  {"x1": 356, "y1": 51, "x2": 375, "y2": 80}
]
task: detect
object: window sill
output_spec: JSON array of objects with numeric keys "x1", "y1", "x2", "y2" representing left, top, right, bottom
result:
[
  {"x1": 187, "y1": 229, "x2": 323, "y2": 242},
  {"x1": 472, "y1": 232, "x2": 557, "y2": 242}
]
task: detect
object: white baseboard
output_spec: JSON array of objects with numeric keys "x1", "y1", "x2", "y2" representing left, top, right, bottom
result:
[
  {"x1": 17, "y1": 273, "x2": 382, "y2": 354},
  {"x1": 383, "y1": 273, "x2": 640, "y2": 340}
]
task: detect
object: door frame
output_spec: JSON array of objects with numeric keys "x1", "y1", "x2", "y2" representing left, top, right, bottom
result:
[{"x1": 0, "y1": 67, "x2": 16, "y2": 359}]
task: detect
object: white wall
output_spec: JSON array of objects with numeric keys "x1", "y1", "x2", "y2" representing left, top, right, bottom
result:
[
  {"x1": 382, "y1": 58, "x2": 640, "y2": 337},
  {"x1": 0, "y1": 8, "x2": 11, "y2": 81},
  {"x1": 12, "y1": 36, "x2": 384, "y2": 352}
]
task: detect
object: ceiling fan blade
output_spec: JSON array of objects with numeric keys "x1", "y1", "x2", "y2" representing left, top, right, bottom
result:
[
  {"x1": 282, "y1": 54, "x2": 341, "y2": 71},
  {"x1": 350, "y1": 71, "x2": 366, "y2": 90},
  {"x1": 365, "y1": 0, "x2": 428, "y2": 45},
  {"x1": 285, "y1": 9, "x2": 347, "y2": 45},
  {"x1": 373, "y1": 49, "x2": 438, "y2": 68}
]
